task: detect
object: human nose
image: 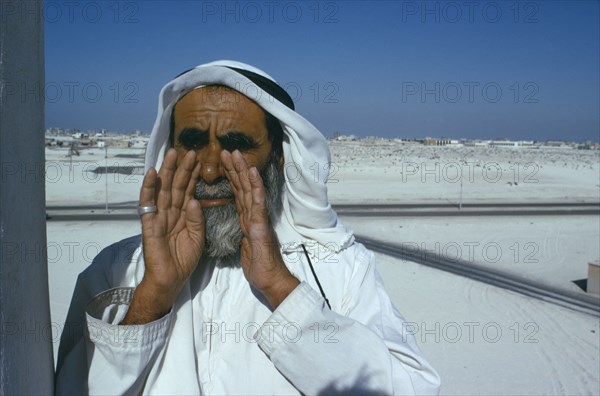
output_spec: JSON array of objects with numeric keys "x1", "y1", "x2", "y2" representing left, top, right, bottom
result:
[{"x1": 197, "y1": 141, "x2": 224, "y2": 184}]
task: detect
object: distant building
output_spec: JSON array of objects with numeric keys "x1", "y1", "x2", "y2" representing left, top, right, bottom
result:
[
  {"x1": 423, "y1": 138, "x2": 451, "y2": 146},
  {"x1": 490, "y1": 140, "x2": 518, "y2": 147},
  {"x1": 71, "y1": 132, "x2": 89, "y2": 139},
  {"x1": 463, "y1": 140, "x2": 490, "y2": 147},
  {"x1": 128, "y1": 139, "x2": 148, "y2": 148},
  {"x1": 333, "y1": 134, "x2": 358, "y2": 141},
  {"x1": 46, "y1": 127, "x2": 64, "y2": 136},
  {"x1": 489, "y1": 140, "x2": 534, "y2": 148},
  {"x1": 577, "y1": 141, "x2": 600, "y2": 150},
  {"x1": 108, "y1": 140, "x2": 129, "y2": 148},
  {"x1": 545, "y1": 140, "x2": 570, "y2": 147}
]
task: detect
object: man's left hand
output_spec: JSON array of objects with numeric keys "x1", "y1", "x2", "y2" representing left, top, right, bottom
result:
[{"x1": 221, "y1": 150, "x2": 300, "y2": 309}]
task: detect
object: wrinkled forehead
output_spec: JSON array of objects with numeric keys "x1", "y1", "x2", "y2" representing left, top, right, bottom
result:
[{"x1": 175, "y1": 85, "x2": 258, "y2": 113}]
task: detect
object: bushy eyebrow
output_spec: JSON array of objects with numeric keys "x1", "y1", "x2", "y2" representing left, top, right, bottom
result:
[
  {"x1": 176, "y1": 128, "x2": 259, "y2": 151},
  {"x1": 217, "y1": 131, "x2": 260, "y2": 150},
  {"x1": 177, "y1": 128, "x2": 209, "y2": 148}
]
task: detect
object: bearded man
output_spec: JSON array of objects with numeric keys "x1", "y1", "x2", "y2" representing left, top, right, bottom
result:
[{"x1": 55, "y1": 61, "x2": 440, "y2": 395}]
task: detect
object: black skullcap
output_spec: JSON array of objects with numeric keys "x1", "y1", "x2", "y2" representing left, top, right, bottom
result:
[{"x1": 174, "y1": 66, "x2": 295, "y2": 111}]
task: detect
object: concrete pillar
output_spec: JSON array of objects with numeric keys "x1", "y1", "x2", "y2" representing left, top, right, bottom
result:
[
  {"x1": 0, "y1": 1, "x2": 54, "y2": 394},
  {"x1": 588, "y1": 261, "x2": 600, "y2": 296}
]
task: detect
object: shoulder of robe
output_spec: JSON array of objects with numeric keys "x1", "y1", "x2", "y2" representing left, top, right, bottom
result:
[
  {"x1": 326, "y1": 240, "x2": 374, "y2": 273},
  {"x1": 341, "y1": 241, "x2": 376, "y2": 284},
  {"x1": 290, "y1": 239, "x2": 375, "y2": 288},
  {"x1": 78, "y1": 234, "x2": 142, "y2": 289}
]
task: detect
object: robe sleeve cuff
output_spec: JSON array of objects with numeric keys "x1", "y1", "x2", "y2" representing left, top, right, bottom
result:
[
  {"x1": 85, "y1": 287, "x2": 172, "y2": 349},
  {"x1": 255, "y1": 282, "x2": 325, "y2": 356}
]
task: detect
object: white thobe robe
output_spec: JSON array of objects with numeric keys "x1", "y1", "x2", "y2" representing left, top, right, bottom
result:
[{"x1": 55, "y1": 235, "x2": 440, "y2": 395}]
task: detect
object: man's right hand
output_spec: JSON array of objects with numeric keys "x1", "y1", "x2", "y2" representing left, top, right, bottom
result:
[{"x1": 122, "y1": 149, "x2": 205, "y2": 325}]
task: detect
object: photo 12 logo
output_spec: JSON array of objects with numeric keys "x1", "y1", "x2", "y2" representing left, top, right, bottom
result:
[
  {"x1": 201, "y1": 320, "x2": 340, "y2": 344},
  {"x1": 199, "y1": 1, "x2": 340, "y2": 24},
  {"x1": 403, "y1": 321, "x2": 540, "y2": 344},
  {"x1": 0, "y1": 81, "x2": 140, "y2": 105},
  {"x1": 399, "y1": 240, "x2": 540, "y2": 264},
  {"x1": 0, "y1": 160, "x2": 143, "y2": 185},
  {"x1": 0, "y1": 320, "x2": 79, "y2": 344},
  {"x1": 399, "y1": 1, "x2": 540, "y2": 24},
  {"x1": 400, "y1": 161, "x2": 540, "y2": 184},
  {"x1": 231, "y1": 80, "x2": 341, "y2": 105},
  {"x1": 0, "y1": 1, "x2": 140, "y2": 24},
  {"x1": 401, "y1": 81, "x2": 540, "y2": 104}
]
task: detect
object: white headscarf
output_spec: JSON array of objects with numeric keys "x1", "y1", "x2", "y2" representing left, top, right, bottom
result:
[{"x1": 144, "y1": 60, "x2": 354, "y2": 253}]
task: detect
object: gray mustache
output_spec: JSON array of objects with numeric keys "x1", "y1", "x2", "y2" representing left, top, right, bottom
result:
[{"x1": 193, "y1": 179, "x2": 234, "y2": 200}]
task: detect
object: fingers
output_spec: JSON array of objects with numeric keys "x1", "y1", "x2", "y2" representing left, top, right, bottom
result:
[
  {"x1": 153, "y1": 149, "x2": 201, "y2": 212},
  {"x1": 156, "y1": 149, "x2": 178, "y2": 210},
  {"x1": 139, "y1": 167, "x2": 158, "y2": 223},
  {"x1": 221, "y1": 150, "x2": 268, "y2": 223},
  {"x1": 221, "y1": 150, "x2": 242, "y2": 213},
  {"x1": 221, "y1": 150, "x2": 242, "y2": 193},
  {"x1": 140, "y1": 149, "x2": 200, "y2": 235},
  {"x1": 249, "y1": 167, "x2": 267, "y2": 209},
  {"x1": 140, "y1": 167, "x2": 157, "y2": 207},
  {"x1": 184, "y1": 198, "x2": 205, "y2": 241},
  {"x1": 222, "y1": 150, "x2": 248, "y2": 208},
  {"x1": 171, "y1": 150, "x2": 198, "y2": 209},
  {"x1": 181, "y1": 160, "x2": 201, "y2": 211}
]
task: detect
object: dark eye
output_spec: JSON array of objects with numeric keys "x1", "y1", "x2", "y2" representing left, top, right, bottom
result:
[
  {"x1": 178, "y1": 129, "x2": 209, "y2": 150},
  {"x1": 183, "y1": 140, "x2": 206, "y2": 150},
  {"x1": 219, "y1": 133, "x2": 259, "y2": 152}
]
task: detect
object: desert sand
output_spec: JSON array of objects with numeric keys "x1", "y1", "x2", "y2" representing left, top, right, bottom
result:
[{"x1": 45, "y1": 141, "x2": 600, "y2": 395}]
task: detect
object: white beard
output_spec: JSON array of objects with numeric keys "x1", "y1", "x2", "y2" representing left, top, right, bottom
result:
[{"x1": 194, "y1": 152, "x2": 283, "y2": 260}]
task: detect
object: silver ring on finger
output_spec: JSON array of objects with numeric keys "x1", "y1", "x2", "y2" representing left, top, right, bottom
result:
[{"x1": 138, "y1": 205, "x2": 157, "y2": 217}]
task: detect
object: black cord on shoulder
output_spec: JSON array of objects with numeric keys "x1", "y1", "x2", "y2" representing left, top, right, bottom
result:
[{"x1": 301, "y1": 244, "x2": 331, "y2": 310}]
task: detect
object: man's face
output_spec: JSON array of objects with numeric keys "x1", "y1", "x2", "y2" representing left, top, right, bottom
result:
[
  {"x1": 171, "y1": 86, "x2": 283, "y2": 259},
  {"x1": 172, "y1": 86, "x2": 274, "y2": 205}
]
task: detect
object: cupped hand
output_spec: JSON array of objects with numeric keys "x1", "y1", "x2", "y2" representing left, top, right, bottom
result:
[
  {"x1": 221, "y1": 150, "x2": 299, "y2": 309},
  {"x1": 123, "y1": 149, "x2": 205, "y2": 324}
]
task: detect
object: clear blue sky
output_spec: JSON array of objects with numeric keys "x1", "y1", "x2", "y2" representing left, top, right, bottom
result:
[{"x1": 44, "y1": 0, "x2": 599, "y2": 142}]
